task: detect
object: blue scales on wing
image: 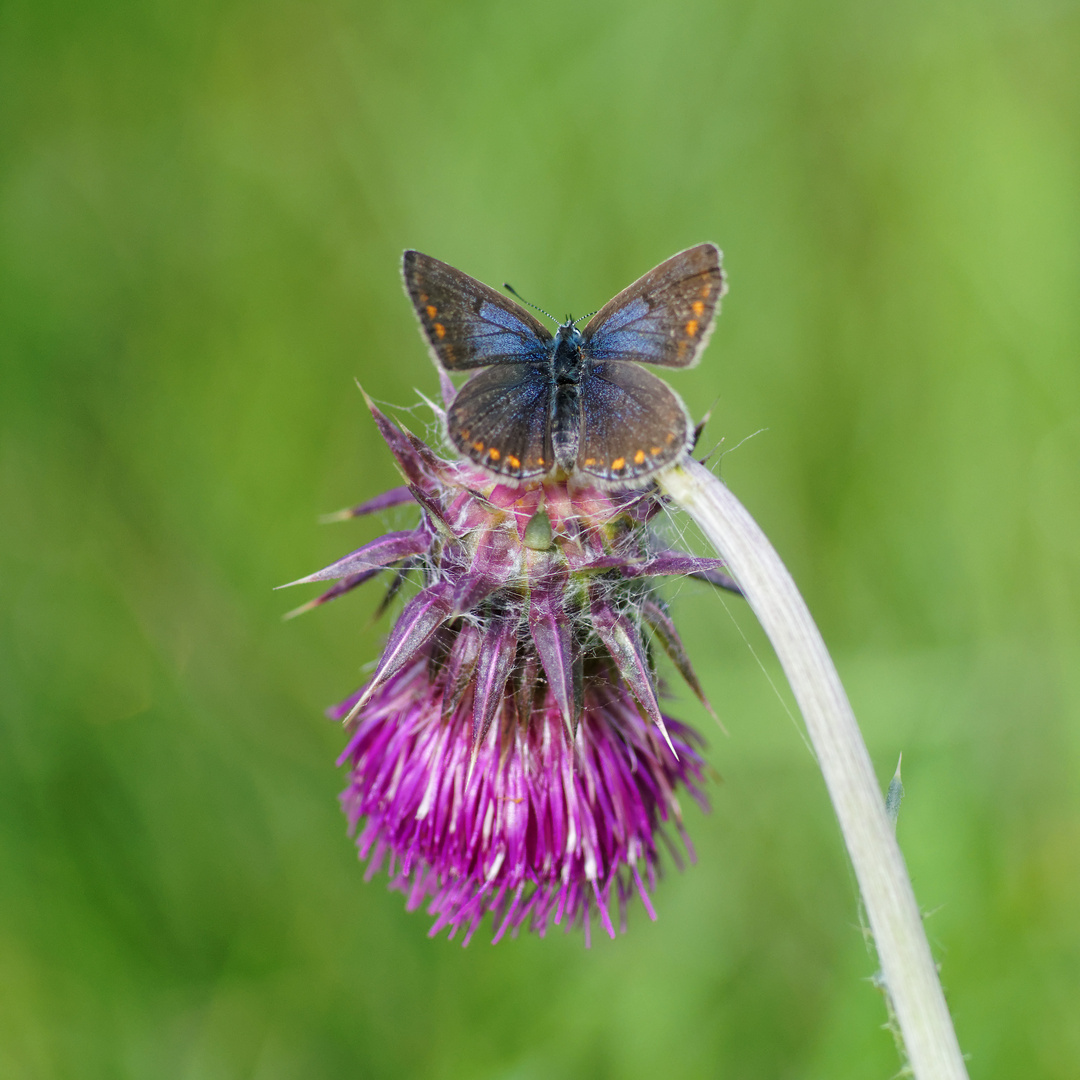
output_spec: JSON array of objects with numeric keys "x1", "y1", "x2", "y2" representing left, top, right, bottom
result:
[
  {"x1": 403, "y1": 250, "x2": 553, "y2": 371},
  {"x1": 445, "y1": 364, "x2": 553, "y2": 480},
  {"x1": 581, "y1": 243, "x2": 725, "y2": 369},
  {"x1": 575, "y1": 362, "x2": 693, "y2": 484}
]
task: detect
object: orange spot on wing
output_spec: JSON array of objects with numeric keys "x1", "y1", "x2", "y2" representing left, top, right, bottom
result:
[
  {"x1": 488, "y1": 448, "x2": 501, "y2": 462},
  {"x1": 611, "y1": 457, "x2": 626, "y2": 471},
  {"x1": 685, "y1": 319, "x2": 699, "y2": 337},
  {"x1": 584, "y1": 457, "x2": 596, "y2": 466},
  {"x1": 426, "y1": 304, "x2": 438, "y2": 319},
  {"x1": 506, "y1": 454, "x2": 520, "y2": 469},
  {"x1": 692, "y1": 300, "x2": 705, "y2": 316},
  {"x1": 700, "y1": 284, "x2": 711, "y2": 298},
  {"x1": 473, "y1": 439, "x2": 485, "y2": 452},
  {"x1": 434, "y1": 322, "x2": 446, "y2": 339},
  {"x1": 650, "y1": 446, "x2": 661, "y2": 455},
  {"x1": 633, "y1": 450, "x2": 646, "y2": 465}
]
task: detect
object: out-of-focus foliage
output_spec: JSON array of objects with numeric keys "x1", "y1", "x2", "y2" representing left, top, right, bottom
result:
[{"x1": 2, "y1": 0, "x2": 1078, "y2": 1075}]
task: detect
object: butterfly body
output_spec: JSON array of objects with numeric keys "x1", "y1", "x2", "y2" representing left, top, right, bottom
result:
[
  {"x1": 548, "y1": 322, "x2": 586, "y2": 472},
  {"x1": 402, "y1": 244, "x2": 725, "y2": 486}
]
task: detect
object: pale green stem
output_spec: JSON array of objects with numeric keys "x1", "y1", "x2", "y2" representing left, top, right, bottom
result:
[{"x1": 660, "y1": 458, "x2": 967, "y2": 1080}]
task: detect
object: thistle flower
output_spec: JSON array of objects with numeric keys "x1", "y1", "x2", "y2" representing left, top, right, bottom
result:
[{"x1": 284, "y1": 398, "x2": 739, "y2": 944}]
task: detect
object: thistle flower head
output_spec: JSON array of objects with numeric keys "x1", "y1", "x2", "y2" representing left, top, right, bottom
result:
[{"x1": 285, "y1": 397, "x2": 737, "y2": 944}]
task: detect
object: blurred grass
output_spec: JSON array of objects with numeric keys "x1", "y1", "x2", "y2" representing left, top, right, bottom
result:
[{"x1": 2, "y1": 0, "x2": 1079, "y2": 1075}]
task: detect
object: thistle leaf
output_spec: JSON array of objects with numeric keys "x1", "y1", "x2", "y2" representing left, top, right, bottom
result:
[
  {"x1": 641, "y1": 599, "x2": 718, "y2": 723},
  {"x1": 343, "y1": 582, "x2": 454, "y2": 727},
  {"x1": 278, "y1": 529, "x2": 428, "y2": 587},
  {"x1": 529, "y1": 585, "x2": 576, "y2": 735},
  {"x1": 591, "y1": 599, "x2": 678, "y2": 759},
  {"x1": 320, "y1": 486, "x2": 415, "y2": 522},
  {"x1": 471, "y1": 616, "x2": 519, "y2": 753},
  {"x1": 282, "y1": 567, "x2": 383, "y2": 619}
]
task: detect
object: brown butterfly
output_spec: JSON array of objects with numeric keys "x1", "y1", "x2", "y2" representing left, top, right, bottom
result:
[{"x1": 403, "y1": 243, "x2": 725, "y2": 485}]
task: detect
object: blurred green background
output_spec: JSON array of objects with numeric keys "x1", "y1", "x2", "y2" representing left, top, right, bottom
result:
[{"x1": 2, "y1": 0, "x2": 1078, "y2": 1075}]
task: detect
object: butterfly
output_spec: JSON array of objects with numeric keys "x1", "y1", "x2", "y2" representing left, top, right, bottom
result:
[{"x1": 402, "y1": 243, "x2": 725, "y2": 485}]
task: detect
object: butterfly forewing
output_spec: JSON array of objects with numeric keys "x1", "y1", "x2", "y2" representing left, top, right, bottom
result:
[
  {"x1": 403, "y1": 250, "x2": 553, "y2": 371},
  {"x1": 575, "y1": 362, "x2": 693, "y2": 484},
  {"x1": 581, "y1": 243, "x2": 725, "y2": 369},
  {"x1": 445, "y1": 365, "x2": 553, "y2": 479}
]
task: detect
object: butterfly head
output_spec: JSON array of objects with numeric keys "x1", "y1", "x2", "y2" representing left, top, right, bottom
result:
[
  {"x1": 554, "y1": 319, "x2": 582, "y2": 346},
  {"x1": 552, "y1": 320, "x2": 584, "y2": 383}
]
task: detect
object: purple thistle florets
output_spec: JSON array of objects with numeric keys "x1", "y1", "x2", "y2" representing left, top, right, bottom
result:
[{"x1": 284, "y1": 397, "x2": 738, "y2": 944}]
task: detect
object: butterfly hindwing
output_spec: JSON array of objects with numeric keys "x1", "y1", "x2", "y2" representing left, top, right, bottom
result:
[
  {"x1": 445, "y1": 364, "x2": 553, "y2": 479},
  {"x1": 403, "y1": 251, "x2": 553, "y2": 371},
  {"x1": 575, "y1": 362, "x2": 693, "y2": 484},
  {"x1": 581, "y1": 243, "x2": 725, "y2": 369}
]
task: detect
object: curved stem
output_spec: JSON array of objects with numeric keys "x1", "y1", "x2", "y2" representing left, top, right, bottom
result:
[{"x1": 660, "y1": 458, "x2": 967, "y2": 1080}]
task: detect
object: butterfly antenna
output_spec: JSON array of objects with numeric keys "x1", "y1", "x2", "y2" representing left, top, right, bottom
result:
[
  {"x1": 572, "y1": 308, "x2": 598, "y2": 328},
  {"x1": 503, "y1": 282, "x2": 560, "y2": 325}
]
